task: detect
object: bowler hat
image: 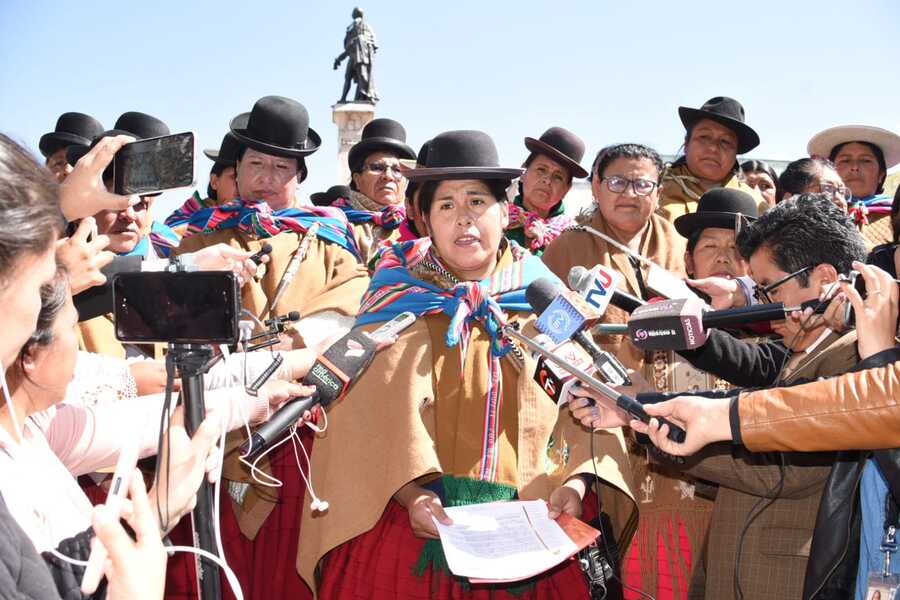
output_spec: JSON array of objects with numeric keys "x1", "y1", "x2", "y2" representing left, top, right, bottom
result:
[
  {"x1": 229, "y1": 96, "x2": 320, "y2": 159},
  {"x1": 204, "y1": 133, "x2": 242, "y2": 166},
  {"x1": 311, "y1": 185, "x2": 352, "y2": 207},
  {"x1": 39, "y1": 112, "x2": 104, "y2": 158},
  {"x1": 403, "y1": 130, "x2": 523, "y2": 182},
  {"x1": 674, "y1": 187, "x2": 759, "y2": 239},
  {"x1": 65, "y1": 111, "x2": 170, "y2": 167},
  {"x1": 807, "y1": 124, "x2": 900, "y2": 169},
  {"x1": 348, "y1": 118, "x2": 415, "y2": 172},
  {"x1": 678, "y1": 96, "x2": 760, "y2": 154},
  {"x1": 523, "y1": 126, "x2": 588, "y2": 178}
]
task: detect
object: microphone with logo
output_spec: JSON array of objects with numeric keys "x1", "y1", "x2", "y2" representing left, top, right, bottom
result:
[
  {"x1": 627, "y1": 295, "x2": 831, "y2": 351},
  {"x1": 240, "y1": 311, "x2": 417, "y2": 460},
  {"x1": 527, "y1": 278, "x2": 631, "y2": 386},
  {"x1": 567, "y1": 265, "x2": 647, "y2": 315}
]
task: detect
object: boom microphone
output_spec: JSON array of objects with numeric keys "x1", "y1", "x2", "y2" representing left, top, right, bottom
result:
[
  {"x1": 627, "y1": 296, "x2": 830, "y2": 351},
  {"x1": 241, "y1": 312, "x2": 417, "y2": 459}
]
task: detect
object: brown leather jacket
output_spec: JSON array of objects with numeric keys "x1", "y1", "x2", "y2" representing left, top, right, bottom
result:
[{"x1": 736, "y1": 349, "x2": 900, "y2": 452}]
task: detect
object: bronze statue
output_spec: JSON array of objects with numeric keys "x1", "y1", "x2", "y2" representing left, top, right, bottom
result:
[{"x1": 333, "y1": 7, "x2": 379, "y2": 104}]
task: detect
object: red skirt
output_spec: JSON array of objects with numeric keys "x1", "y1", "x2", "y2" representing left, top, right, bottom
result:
[
  {"x1": 318, "y1": 492, "x2": 600, "y2": 599},
  {"x1": 163, "y1": 428, "x2": 315, "y2": 600}
]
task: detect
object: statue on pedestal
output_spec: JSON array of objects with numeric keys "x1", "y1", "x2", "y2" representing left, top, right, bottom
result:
[{"x1": 333, "y1": 7, "x2": 379, "y2": 104}]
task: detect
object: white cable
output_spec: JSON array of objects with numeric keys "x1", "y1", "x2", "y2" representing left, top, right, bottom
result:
[
  {"x1": 0, "y1": 360, "x2": 23, "y2": 441},
  {"x1": 49, "y1": 548, "x2": 89, "y2": 566},
  {"x1": 168, "y1": 546, "x2": 244, "y2": 600}
]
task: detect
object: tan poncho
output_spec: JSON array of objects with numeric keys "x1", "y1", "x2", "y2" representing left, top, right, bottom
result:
[
  {"x1": 296, "y1": 255, "x2": 637, "y2": 595},
  {"x1": 658, "y1": 161, "x2": 767, "y2": 222}
]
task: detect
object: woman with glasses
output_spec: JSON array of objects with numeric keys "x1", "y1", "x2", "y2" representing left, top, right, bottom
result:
[
  {"x1": 338, "y1": 118, "x2": 417, "y2": 263},
  {"x1": 657, "y1": 96, "x2": 767, "y2": 222},
  {"x1": 808, "y1": 124, "x2": 900, "y2": 247},
  {"x1": 543, "y1": 143, "x2": 711, "y2": 600},
  {"x1": 777, "y1": 157, "x2": 851, "y2": 211}
]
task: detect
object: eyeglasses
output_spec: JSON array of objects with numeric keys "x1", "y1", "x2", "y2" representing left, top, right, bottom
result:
[
  {"x1": 818, "y1": 183, "x2": 852, "y2": 202},
  {"x1": 364, "y1": 162, "x2": 404, "y2": 177},
  {"x1": 753, "y1": 265, "x2": 812, "y2": 304},
  {"x1": 601, "y1": 176, "x2": 658, "y2": 197}
]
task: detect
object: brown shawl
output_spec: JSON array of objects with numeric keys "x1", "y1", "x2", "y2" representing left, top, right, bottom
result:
[{"x1": 658, "y1": 162, "x2": 767, "y2": 222}]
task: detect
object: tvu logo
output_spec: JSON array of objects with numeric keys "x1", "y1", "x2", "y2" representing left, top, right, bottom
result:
[{"x1": 584, "y1": 268, "x2": 615, "y2": 309}]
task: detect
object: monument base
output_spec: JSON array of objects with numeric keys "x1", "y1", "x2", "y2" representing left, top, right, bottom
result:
[{"x1": 332, "y1": 103, "x2": 376, "y2": 185}]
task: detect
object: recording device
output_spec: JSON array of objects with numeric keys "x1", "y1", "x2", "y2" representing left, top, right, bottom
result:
[
  {"x1": 567, "y1": 266, "x2": 646, "y2": 314},
  {"x1": 627, "y1": 296, "x2": 832, "y2": 351},
  {"x1": 79, "y1": 435, "x2": 140, "y2": 594},
  {"x1": 241, "y1": 312, "x2": 417, "y2": 459},
  {"x1": 504, "y1": 325, "x2": 686, "y2": 443},
  {"x1": 113, "y1": 271, "x2": 240, "y2": 345},
  {"x1": 113, "y1": 132, "x2": 196, "y2": 196},
  {"x1": 249, "y1": 243, "x2": 273, "y2": 265},
  {"x1": 527, "y1": 279, "x2": 631, "y2": 386},
  {"x1": 532, "y1": 334, "x2": 598, "y2": 405},
  {"x1": 244, "y1": 311, "x2": 301, "y2": 353}
]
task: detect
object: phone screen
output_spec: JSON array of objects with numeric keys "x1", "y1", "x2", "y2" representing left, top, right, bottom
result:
[
  {"x1": 113, "y1": 132, "x2": 195, "y2": 196},
  {"x1": 113, "y1": 271, "x2": 240, "y2": 344}
]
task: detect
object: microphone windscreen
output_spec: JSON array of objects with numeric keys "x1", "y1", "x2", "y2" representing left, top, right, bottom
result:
[
  {"x1": 261, "y1": 242, "x2": 273, "y2": 254},
  {"x1": 567, "y1": 266, "x2": 590, "y2": 293},
  {"x1": 287, "y1": 311, "x2": 301, "y2": 321},
  {"x1": 525, "y1": 278, "x2": 560, "y2": 315}
]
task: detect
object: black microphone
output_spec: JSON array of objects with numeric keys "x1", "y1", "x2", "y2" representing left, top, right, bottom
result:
[
  {"x1": 526, "y1": 279, "x2": 631, "y2": 386},
  {"x1": 241, "y1": 312, "x2": 416, "y2": 459},
  {"x1": 628, "y1": 297, "x2": 830, "y2": 351},
  {"x1": 249, "y1": 242, "x2": 273, "y2": 265}
]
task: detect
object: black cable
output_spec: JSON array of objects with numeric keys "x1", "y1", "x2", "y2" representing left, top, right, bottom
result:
[
  {"x1": 153, "y1": 353, "x2": 176, "y2": 531},
  {"x1": 733, "y1": 454, "x2": 786, "y2": 600},
  {"x1": 591, "y1": 430, "x2": 656, "y2": 600}
]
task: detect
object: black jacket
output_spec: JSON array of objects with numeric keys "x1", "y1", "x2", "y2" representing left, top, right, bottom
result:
[
  {"x1": 74, "y1": 255, "x2": 142, "y2": 322},
  {"x1": 676, "y1": 328, "x2": 787, "y2": 388},
  {"x1": 0, "y1": 491, "x2": 61, "y2": 599}
]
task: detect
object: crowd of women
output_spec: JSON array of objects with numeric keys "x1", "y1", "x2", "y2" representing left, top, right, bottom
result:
[{"x1": 1, "y1": 91, "x2": 898, "y2": 599}]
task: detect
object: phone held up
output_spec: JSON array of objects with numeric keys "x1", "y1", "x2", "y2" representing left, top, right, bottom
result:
[{"x1": 112, "y1": 131, "x2": 196, "y2": 196}]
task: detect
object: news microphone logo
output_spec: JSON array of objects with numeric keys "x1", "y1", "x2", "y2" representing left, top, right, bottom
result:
[{"x1": 536, "y1": 295, "x2": 583, "y2": 344}]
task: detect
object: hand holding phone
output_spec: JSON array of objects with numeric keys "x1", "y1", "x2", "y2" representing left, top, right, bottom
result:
[{"x1": 113, "y1": 132, "x2": 196, "y2": 196}]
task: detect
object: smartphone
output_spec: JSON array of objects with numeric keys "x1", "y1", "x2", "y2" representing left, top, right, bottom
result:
[
  {"x1": 113, "y1": 271, "x2": 240, "y2": 344},
  {"x1": 113, "y1": 132, "x2": 196, "y2": 196}
]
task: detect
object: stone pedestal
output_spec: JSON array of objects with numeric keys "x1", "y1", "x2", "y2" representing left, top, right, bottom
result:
[{"x1": 332, "y1": 102, "x2": 375, "y2": 185}]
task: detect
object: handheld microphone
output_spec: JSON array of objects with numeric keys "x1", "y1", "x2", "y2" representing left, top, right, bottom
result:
[
  {"x1": 504, "y1": 325, "x2": 686, "y2": 443},
  {"x1": 527, "y1": 279, "x2": 631, "y2": 386},
  {"x1": 264, "y1": 311, "x2": 301, "y2": 332},
  {"x1": 249, "y1": 242, "x2": 273, "y2": 265},
  {"x1": 627, "y1": 296, "x2": 830, "y2": 351},
  {"x1": 240, "y1": 312, "x2": 416, "y2": 459},
  {"x1": 530, "y1": 334, "x2": 598, "y2": 406},
  {"x1": 568, "y1": 265, "x2": 646, "y2": 314}
]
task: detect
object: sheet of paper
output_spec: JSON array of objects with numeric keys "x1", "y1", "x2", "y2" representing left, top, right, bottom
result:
[
  {"x1": 433, "y1": 500, "x2": 580, "y2": 582},
  {"x1": 646, "y1": 264, "x2": 705, "y2": 304}
]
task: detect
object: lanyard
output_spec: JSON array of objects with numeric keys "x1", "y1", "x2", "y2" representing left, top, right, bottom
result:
[{"x1": 881, "y1": 492, "x2": 900, "y2": 577}]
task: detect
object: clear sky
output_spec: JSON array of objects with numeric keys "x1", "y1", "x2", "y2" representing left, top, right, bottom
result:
[{"x1": 2, "y1": 0, "x2": 898, "y2": 218}]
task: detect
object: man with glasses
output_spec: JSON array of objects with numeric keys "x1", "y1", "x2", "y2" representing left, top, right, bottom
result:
[
  {"x1": 337, "y1": 118, "x2": 416, "y2": 262},
  {"x1": 506, "y1": 127, "x2": 587, "y2": 255}
]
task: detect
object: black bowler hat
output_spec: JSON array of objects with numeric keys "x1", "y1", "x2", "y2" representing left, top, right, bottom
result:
[
  {"x1": 310, "y1": 185, "x2": 352, "y2": 207},
  {"x1": 403, "y1": 130, "x2": 523, "y2": 182},
  {"x1": 204, "y1": 133, "x2": 241, "y2": 166},
  {"x1": 678, "y1": 96, "x2": 760, "y2": 154},
  {"x1": 348, "y1": 118, "x2": 416, "y2": 172},
  {"x1": 66, "y1": 111, "x2": 170, "y2": 167},
  {"x1": 524, "y1": 126, "x2": 588, "y2": 178},
  {"x1": 674, "y1": 188, "x2": 759, "y2": 239},
  {"x1": 39, "y1": 112, "x2": 104, "y2": 158},
  {"x1": 229, "y1": 96, "x2": 320, "y2": 159},
  {"x1": 416, "y1": 140, "x2": 432, "y2": 167}
]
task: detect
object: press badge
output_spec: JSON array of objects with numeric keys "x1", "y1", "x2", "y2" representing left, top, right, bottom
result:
[{"x1": 865, "y1": 573, "x2": 899, "y2": 600}]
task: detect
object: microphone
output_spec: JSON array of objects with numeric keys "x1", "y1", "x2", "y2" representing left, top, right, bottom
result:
[
  {"x1": 264, "y1": 311, "x2": 301, "y2": 331},
  {"x1": 241, "y1": 312, "x2": 417, "y2": 459},
  {"x1": 504, "y1": 325, "x2": 686, "y2": 443},
  {"x1": 249, "y1": 242, "x2": 273, "y2": 265},
  {"x1": 627, "y1": 296, "x2": 830, "y2": 351},
  {"x1": 530, "y1": 334, "x2": 598, "y2": 406},
  {"x1": 527, "y1": 279, "x2": 631, "y2": 386},
  {"x1": 568, "y1": 265, "x2": 646, "y2": 314}
]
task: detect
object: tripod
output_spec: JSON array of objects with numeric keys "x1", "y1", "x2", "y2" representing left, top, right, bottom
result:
[{"x1": 168, "y1": 344, "x2": 222, "y2": 600}]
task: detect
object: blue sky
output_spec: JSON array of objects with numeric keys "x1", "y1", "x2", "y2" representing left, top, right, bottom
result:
[{"x1": 2, "y1": 0, "x2": 898, "y2": 218}]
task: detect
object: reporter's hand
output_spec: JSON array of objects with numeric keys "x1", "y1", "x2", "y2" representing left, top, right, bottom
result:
[
  {"x1": 59, "y1": 135, "x2": 139, "y2": 221},
  {"x1": 567, "y1": 384, "x2": 630, "y2": 430},
  {"x1": 393, "y1": 482, "x2": 452, "y2": 539},
  {"x1": 686, "y1": 276, "x2": 746, "y2": 309},
  {"x1": 548, "y1": 478, "x2": 585, "y2": 520},
  {"x1": 633, "y1": 395, "x2": 732, "y2": 456},
  {"x1": 55, "y1": 217, "x2": 114, "y2": 294},
  {"x1": 148, "y1": 406, "x2": 220, "y2": 532},
  {"x1": 129, "y1": 360, "x2": 181, "y2": 396},
  {"x1": 261, "y1": 379, "x2": 316, "y2": 412},
  {"x1": 188, "y1": 243, "x2": 268, "y2": 285},
  {"x1": 93, "y1": 471, "x2": 166, "y2": 600},
  {"x1": 843, "y1": 260, "x2": 899, "y2": 359}
]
